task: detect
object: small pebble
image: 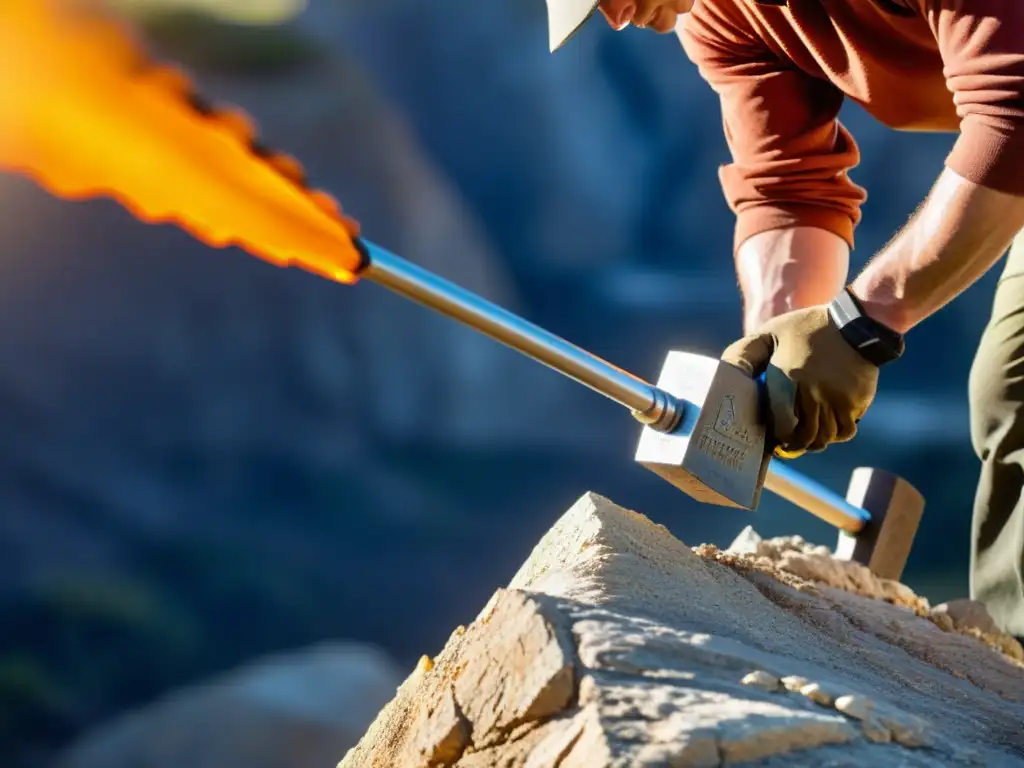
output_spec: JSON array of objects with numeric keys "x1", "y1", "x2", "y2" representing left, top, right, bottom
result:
[
  {"x1": 740, "y1": 670, "x2": 781, "y2": 692},
  {"x1": 835, "y1": 694, "x2": 873, "y2": 721},
  {"x1": 781, "y1": 675, "x2": 811, "y2": 692},
  {"x1": 862, "y1": 715, "x2": 892, "y2": 743},
  {"x1": 727, "y1": 526, "x2": 762, "y2": 555},
  {"x1": 416, "y1": 654, "x2": 434, "y2": 674},
  {"x1": 878, "y1": 710, "x2": 931, "y2": 748},
  {"x1": 800, "y1": 682, "x2": 835, "y2": 706}
]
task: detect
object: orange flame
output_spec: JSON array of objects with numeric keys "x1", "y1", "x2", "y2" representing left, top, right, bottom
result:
[{"x1": 0, "y1": 0, "x2": 366, "y2": 283}]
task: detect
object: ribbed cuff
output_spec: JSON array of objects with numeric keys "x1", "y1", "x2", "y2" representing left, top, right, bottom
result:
[
  {"x1": 733, "y1": 204, "x2": 857, "y2": 255},
  {"x1": 946, "y1": 120, "x2": 1024, "y2": 196}
]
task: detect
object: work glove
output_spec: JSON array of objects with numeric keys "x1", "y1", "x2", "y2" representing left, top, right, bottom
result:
[{"x1": 720, "y1": 305, "x2": 879, "y2": 457}]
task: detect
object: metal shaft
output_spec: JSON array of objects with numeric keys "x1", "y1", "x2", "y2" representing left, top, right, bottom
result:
[
  {"x1": 360, "y1": 239, "x2": 867, "y2": 533},
  {"x1": 361, "y1": 240, "x2": 681, "y2": 432}
]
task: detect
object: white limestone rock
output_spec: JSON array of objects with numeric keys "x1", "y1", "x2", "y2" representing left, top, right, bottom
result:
[{"x1": 340, "y1": 493, "x2": 1024, "y2": 767}]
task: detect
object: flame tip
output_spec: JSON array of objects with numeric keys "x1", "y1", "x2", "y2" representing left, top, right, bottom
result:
[{"x1": 1, "y1": 0, "x2": 366, "y2": 283}]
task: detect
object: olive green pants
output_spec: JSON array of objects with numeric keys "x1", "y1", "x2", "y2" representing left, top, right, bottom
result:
[{"x1": 969, "y1": 231, "x2": 1024, "y2": 638}]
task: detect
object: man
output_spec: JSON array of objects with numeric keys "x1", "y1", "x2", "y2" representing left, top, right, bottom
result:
[{"x1": 544, "y1": 0, "x2": 1024, "y2": 639}]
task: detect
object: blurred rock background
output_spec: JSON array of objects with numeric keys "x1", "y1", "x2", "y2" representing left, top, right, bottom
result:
[{"x1": 0, "y1": 0, "x2": 997, "y2": 765}]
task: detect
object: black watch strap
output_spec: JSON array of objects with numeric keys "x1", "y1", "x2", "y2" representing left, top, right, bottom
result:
[{"x1": 828, "y1": 288, "x2": 905, "y2": 367}]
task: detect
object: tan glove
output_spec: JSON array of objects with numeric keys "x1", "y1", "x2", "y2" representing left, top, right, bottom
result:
[{"x1": 720, "y1": 305, "x2": 879, "y2": 456}]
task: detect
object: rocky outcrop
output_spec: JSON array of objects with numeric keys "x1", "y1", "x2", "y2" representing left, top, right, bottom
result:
[
  {"x1": 340, "y1": 493, "x2": 1024, "y2": 767},
  {"x1": 55, "y1": 642, "x2": 403, "y2": 768}
]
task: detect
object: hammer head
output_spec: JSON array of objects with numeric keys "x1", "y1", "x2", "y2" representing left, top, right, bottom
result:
[
  {"x1": 834, "y1": 467, "x2": 925, "y2": 582},
  {"x1": 634, "y1": 351, "x2": 771, "y2": 510}
]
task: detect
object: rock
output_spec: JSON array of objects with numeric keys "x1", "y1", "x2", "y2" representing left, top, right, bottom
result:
[
  {"x1": 835, "y1": 694, "x2": 874, "y2": 721},
  {"x1": 931, "y1": 600, "x2": 1024, "y2": 661},
  {"x1": 719, "y1": 530, "x2": 1024, "y2": 665},
  {"x1": 339, "y1": 590, "x2": 576, "y2": 767},
  {"x1": 728, "y1": 525, "x2": 762, "y2": 556},
  {"x1": 933, "y1": 602, "x2": 1019, "y2": 651},
  {"x1": 800, "y1": 682, "x2": 838, "y2": 707},
  {"x1": 55, "y1": 642, "x2": 404, "y2": 768},
  {"x1": 341, "y1": 493, "x2": 1024, "y2": 766},
  {"x1": 863, "y1": 715, "x2": 894, "y2": 744},
  {"x1": 880, "y1": 709, "x2": 932, "y2": 749},
  {"x1": 726, "y1": 532, "x2": 923, "y2": 610},
  {"x1": 781, "y1": 675, "x2": 812, "y2": 693},
  {"x1": 741, "y1": 670, "x2": 781, "y2": 692}
]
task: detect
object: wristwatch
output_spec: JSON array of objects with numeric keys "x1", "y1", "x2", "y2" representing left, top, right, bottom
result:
[{"x1": 828, "y1": 287, "x2": 905, "y2": 367}]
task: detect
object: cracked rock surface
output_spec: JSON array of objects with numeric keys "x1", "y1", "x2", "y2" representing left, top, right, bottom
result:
[
  {"x1": 718, "y1": 526, "x2": 1024, "y2": 663},
  {"x1": 338, "y1": 493, "x2": 1024, "y2": 767}
]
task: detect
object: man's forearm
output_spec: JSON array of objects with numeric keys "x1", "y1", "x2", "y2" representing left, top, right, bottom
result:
[
  {"x1": 851, "y1": 168, "x2": 1024, "y2": 335},
  {"x1": 736, "y1": 226, "x2": 850, "y2": 334}
]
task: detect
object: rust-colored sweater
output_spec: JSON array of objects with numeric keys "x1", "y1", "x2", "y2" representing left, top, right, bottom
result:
[{"x1": 679, "y1": 0, "x2": 1024, "y2": 252}]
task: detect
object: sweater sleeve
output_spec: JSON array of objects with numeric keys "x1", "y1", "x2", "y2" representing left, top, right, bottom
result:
[
  {"x1": 919, "y1": 0, "x2": 1024, "y2": 195},
  {"x1": 679, "y1": 4, "x2": 867, "y2": 253}
]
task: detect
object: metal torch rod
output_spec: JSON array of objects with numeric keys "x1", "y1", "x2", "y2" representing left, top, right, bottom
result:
[
  {"x1": 359, "y1": 240, "x2": 869, "y2": 533},
  {"x1": 360, "y1": 240, "x2": 681, "y2": 432}
]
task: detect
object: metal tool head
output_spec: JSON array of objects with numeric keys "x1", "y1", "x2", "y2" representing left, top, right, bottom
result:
[
  {"x1": 635, "y1": 351, "x2": 771, "y2": 510},
  {"x1": 835, "y1": 467, "x2": 925, "y2": 582}
]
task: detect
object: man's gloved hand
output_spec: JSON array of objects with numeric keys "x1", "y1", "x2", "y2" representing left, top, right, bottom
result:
[{"x1": 720, "y1": 305, "x2": 880, "y2": 456}]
